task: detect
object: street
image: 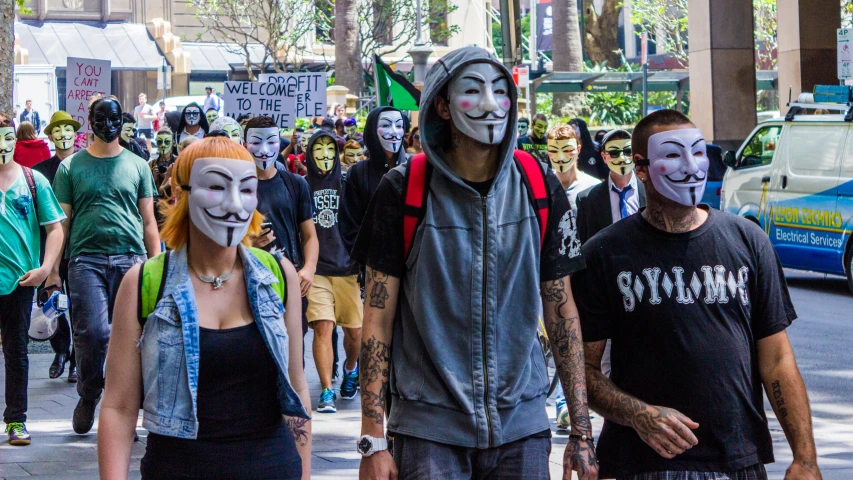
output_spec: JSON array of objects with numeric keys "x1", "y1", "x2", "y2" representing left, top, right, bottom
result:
[{"x1": 0, "y1": 270, "x2": 851, "y2": 479}]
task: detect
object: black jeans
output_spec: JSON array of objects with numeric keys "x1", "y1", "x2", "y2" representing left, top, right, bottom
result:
[
  {"x1": 0, "y1": 286, "x2": 35, "y2": 423},
  {"x1": 68, "y1": 254, "x2": 145, "y2": 401}
]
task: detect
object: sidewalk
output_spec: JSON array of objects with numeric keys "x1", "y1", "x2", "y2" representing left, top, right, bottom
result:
[{"x1": 1, "y1": 331, "x2": 851, "y2": 478}]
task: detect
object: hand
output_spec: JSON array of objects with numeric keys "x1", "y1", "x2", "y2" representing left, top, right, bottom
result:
[
  {"x1": 785, "y1": 460, "x2": 822, "y2": 480},
  {"x1": 291, "y1": 132, "x2": 299, "y2": 144},
  {"x1": 19, "y1": 266, "x2": 50, "y2": 287},
  {"x1": 631, "y1": 405, "x2": 699, "y2": 459},
  {"x1": 253, "y1": 229, "x2": 276, "y2": 248},
  {"x1": 563, "y1": 439, "x2": 598, "y2": 480},
  {"x1": 44, "y1": 273, "x2": 63, "y2": 293},
  {"x1": 359, "y1": 451, "x2": 397, "y2": 480},
  {"x1": 163, "y1": 164, "x2": 173, "y2": 182},
  {"x1": 297, "y1": 267, "x2": 315, "y2": 297}
]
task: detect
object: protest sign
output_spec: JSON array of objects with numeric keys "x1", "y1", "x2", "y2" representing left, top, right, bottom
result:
[
  {"x1": 66, "y1": 57, "x2": 111, "y2": 133},
  {"x1": 222, "y1": 73, "x2": 327, "y2": 128}
]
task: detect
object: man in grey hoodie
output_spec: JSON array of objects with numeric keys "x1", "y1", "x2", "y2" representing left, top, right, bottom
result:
[{"x1": 352, "y1": 47, "x2": 597, "y2": 479}]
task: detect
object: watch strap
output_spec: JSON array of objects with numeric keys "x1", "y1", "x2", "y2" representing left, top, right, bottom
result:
[
  {"x1": 372, "y1": 437, "x2": 388, "y2": 452},
  {"x1": 568, "y1": 433, "x2": 595, "y2": 443}
]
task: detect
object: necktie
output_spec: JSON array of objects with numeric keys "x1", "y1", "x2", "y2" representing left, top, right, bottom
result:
[{"x1": 611, "y1": 183, "x2": 633, "y2": 219}]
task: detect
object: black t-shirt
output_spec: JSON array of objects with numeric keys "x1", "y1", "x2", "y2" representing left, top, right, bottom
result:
[
  {"x1": 572, "y1": 207, "x2": 796, "y2": 477},
  {"x1": 256, "y1": 168, "x2": 314, "y2": 270},
  {"x1": 517, "y1": 135, "x2": 548, "y2": 163},
  {"x1": 351, "y1": 167, "x2": 583, "y2": 281}
]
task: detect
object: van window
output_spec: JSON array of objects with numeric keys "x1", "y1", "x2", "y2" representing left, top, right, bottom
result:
[
  {"x1": 739, "y1": 125, "x2": 782, "y2": 168},
  {"x1": 788, "y1": 125, "x2": 844, "y2": 175}
]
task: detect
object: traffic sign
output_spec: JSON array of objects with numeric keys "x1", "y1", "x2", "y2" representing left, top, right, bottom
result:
[
  {"x1": 512, "y1": 65, "x2": 529, "y2": 88},
  {"x1": 838, "y1": 28, "x2": 852, "y2": 80},
  {"x1": 157, "y1": 64, "x2": 172, "y2": 90}
]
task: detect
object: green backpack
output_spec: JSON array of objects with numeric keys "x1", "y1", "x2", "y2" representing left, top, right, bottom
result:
[{"x1": 138, "y1": 247, "x2": 286, "y2": 326}]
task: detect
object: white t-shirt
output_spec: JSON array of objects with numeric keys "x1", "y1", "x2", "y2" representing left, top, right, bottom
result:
[
  {"x1": 179, "y1": 128, "x2": 206, "y2": 143},
  {"x1": 565, "y1": 171, "x2": 601, "y2": 213},
  {"x1": 134, "y1": 104, "x2": 155, "y2": 129}
]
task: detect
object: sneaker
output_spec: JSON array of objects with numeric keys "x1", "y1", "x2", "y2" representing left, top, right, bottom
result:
[
  {"x1": 339, "y1": 366, "x2": 359, "y2": 400},
  {"x1": 317, "y1": 388, "x2": 337, "y2": 413},
  {"x1": 555, "y1": 397, "x2": 569, "y2": 430},
  {"x1": 73, "y1": 397, "x2": 100, "y2": 434},
  {"x1": 5, "y1": 422, "x2": 31, "y2": 446}
]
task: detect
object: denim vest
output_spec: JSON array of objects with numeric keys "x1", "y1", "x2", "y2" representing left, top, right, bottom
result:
[{"x1": 139, "y1": 245, "x2": 310, "y2": 439}]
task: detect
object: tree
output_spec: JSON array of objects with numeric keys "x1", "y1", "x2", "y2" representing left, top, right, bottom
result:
[
  {"x1": 193, "y1": 0, "x2": 316, "y2": 81},
  {"x1": 753, "y1": 0, "x2": 776, "y2": 69},
  {"x1": 628, "y1": 0, "x2": 689, "y2": 67},
  {"x1": 1, "y1": 0, "x2": 15, "y2": 115},
  {"x1": 583, "y1": 0, "x2": 622, "y2": 66},
  {"x1": 335, "y1": 0, "x2": 361, "y2": 95},
  {"x1": 551, "y1": 0, "x2": 585, "y2": 116}
]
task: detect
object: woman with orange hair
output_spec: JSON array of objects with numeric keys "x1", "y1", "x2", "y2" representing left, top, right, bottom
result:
[{"x1": 97, "y1": 137, "x2": 311, "y2": 479}]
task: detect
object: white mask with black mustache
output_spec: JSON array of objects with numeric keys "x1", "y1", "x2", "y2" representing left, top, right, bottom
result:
[
  {"x1": 184, "y1": 107, "x2": 201, "y2": 126},
  {"x1": 447, "y1": 62, "x2": 511, "y2": 145},
  {"x1": 376, "y1": 111, "x2": 404, "y2": 153},
  {"x1": 246, "y1": 127, "x2": 280, "y2": 170},
  {"x1": 187, "y1": 157, "x2": 258, "y2": 248},
  {"x1": 646, "y1": 128, "x2": 708, "y2": 206},
  {"x1": 0, "y1": 127, "x2": 17, "y2": 164}
]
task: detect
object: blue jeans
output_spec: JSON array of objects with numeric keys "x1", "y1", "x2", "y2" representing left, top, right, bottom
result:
[
  {"x1": 0, "y1": 286, "x2": 34, "y2": 423},
  {"x1": 68, "y1": 254, "x2": 146, "y2": 401},
  {"x1": 391, "y1": 433, "x2": 551, "y2": 480}
]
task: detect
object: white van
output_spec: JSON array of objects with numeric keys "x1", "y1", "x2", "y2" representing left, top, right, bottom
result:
[{"x1": 721, "y1": 102, "x2": 853, "y2": 293}]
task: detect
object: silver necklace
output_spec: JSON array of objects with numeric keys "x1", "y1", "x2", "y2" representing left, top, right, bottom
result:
[{"x1": 189, "y1": 258, "x2": 237, "y2": 290}]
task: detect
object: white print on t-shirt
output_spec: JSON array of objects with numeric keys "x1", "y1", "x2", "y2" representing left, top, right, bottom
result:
[
  {"x1": 617, "y1": 265, "x2": 750, "y2": 312},
  {"x1": 558, "y1": 210, "x2": 582, "y2": 258},
  {"x1": 313, "y1": 188, "x2": 339, "y2": 229}
]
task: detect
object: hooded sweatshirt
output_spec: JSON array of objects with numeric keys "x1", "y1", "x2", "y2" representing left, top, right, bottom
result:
[
  {"x1": 304, "y1": 130, "x2": 358, "y2": 277},
  {"x1": 13, "y1": 138, "x2": 51, "y2": 168},
  {"x1": 339, "y1": 106, "x2": 411, "y2": 253},
  {"x1": 353, "y1": 47, "x2": 583, "y2": 448}
]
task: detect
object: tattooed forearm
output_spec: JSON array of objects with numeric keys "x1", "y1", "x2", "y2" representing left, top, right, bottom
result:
[
  {"x1": 368, "y1": 270, "x2": 390, "y2": 309},
  {"x1": 284, "y1": 417, "x2": 310, "y2": 447},
  {"x1": 771, "y1": 380, "x2": 789, "y2": 425},
  {"x1": 542, "y1": 278, "x2": 592, "y2": 435},
  {"x1": 360, "y1": 336, "x2": 391, "y2": 425},
  {"x1": 584, "y1": 342, "x2": 649, "y2": 427}
]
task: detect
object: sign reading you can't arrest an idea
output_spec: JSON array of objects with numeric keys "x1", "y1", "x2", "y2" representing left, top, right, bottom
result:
[
  {"x1": 66, "y1": 57, "x2": 111, "y2": 133},
  {"x1": 222, "y1": 73, "x2": 327, "y2": 129}
]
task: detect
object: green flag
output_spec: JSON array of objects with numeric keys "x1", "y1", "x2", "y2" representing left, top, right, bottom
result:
[{"x1": 374, "y1": 55, "x2": 420, "y2": 111}]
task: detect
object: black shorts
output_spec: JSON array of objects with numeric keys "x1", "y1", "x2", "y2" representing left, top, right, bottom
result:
[{"x1": 137, "y1": 128, "x2": 154, "y2": 140}]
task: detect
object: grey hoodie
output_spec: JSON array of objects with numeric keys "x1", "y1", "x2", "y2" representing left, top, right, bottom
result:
[{"x1": 387, "y1": 47, "x2": 551, "y2": 448}]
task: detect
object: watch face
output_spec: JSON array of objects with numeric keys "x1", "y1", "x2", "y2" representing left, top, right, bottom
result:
[{"x1": 358, "y1": 437, "x2": 372, "y2": 454}]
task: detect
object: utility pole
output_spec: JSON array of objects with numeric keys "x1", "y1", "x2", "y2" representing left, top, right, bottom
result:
[
  {"x1": 529, "y1": 0, "x2": 537, "y2": 116},
  {"x1": 499, "y1": 0, "x2": 523, "y2": 69}
]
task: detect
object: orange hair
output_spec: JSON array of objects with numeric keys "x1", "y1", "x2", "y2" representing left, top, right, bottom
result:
[{"x1": 159, "y1": 137, "x2": 265, "y2": 250}]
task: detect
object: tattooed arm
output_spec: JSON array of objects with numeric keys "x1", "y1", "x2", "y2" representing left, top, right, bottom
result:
[
  {"x1": 359, "y1": 267, "x2": 400, "y2": 480},
  {"x1": 584, "y1": 340, "x2": 699, "y2": 460},
  {"x1": 757, "y1": 330, "x2": 821, "y2": 480},
  {"x1": 541, "y1": 277, "x2": 598, "y2": 480}
]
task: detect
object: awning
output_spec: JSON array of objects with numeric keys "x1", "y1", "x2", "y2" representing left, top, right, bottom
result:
[
  {"x1": 15, "y1": 21, "x2": 165, "y2": 70},
  {"x1": 182, "y1": 42, "x2": 268, "y2": 73},
  {"x1": 536, "y1": 71, "x2": 779, "y2": 93}
]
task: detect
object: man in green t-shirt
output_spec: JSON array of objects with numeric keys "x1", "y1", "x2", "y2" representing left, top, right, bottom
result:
[
  {"x1": 51, "y1": 97, "x2": 160, "y2": 435},
  {"x1": 0, "y1": 116, "x2": 66, "y2": 446}
]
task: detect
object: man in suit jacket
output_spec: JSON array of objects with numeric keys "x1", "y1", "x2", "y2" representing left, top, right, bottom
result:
[{"x1": 576, "y1": 129, "x2": 646, "y2": 243}]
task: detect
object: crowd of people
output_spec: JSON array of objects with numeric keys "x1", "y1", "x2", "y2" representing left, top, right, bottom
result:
[{"x1": 0, "y1": 45, "x2": 823, "y2": 480}]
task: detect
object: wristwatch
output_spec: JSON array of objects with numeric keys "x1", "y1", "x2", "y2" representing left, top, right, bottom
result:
[{"x1": 357, "y1": 435, "x2": 388, "y2": 457}]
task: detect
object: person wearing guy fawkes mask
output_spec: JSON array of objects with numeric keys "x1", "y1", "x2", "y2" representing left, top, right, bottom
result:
[
  {"x1": 352, "y1": 47, "x2": 596, "y2": 479},
  {"x1": 119, "y1": 113, "x2": 147, "y2": 160},
  {"x1": 573, "y1": 110, "x2": 821, "y2": 480},
  {"x1": 517, "y1": 116, "x2": 530, "y2": 139},
  {"x1": 304, "y1": 130, "x2": 362, "y2": 415},
  {"x1": 175, "y1": 102, "x2": 209, "y2": 144},
  {"x1": 51, "y1": 97, "x2": 160, "y2": 435},
  {"x1": 339, "y1": 106, "x2": 410, "y2": 253},
  {"x1": 343, "y1": 117, "x2": 364, "y2": 146},
  {"x1": 150, "y1": 128, "x2": 176, "y2": 191},
  {"x1": 517, "y1": 113, "x2": 549, "y2": 163},
  {"x1": 34, "y1": 111, "x2": 81, "y2": 383},
  {"x1": 576, "y1": 128, "x2": 646, "y2": 244}
]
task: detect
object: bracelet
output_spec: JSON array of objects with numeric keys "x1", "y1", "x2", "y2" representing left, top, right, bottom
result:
[{"x1": 568, "y1": 433, "x2": 595, "y2": 443}]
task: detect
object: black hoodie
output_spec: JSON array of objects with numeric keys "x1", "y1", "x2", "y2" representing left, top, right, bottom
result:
[
  {"x1": 305, "y1": 130, "x2": 358, "y2": 276},
  {"x1": 175, "y1": 102, "x2": 210, "y2": 144},
  {"x1": 571, "y1": 118, "x2": 608, "y2": 180},
  {"x1": 339, "y1": 106, "x2": 411, "y2": 253}
]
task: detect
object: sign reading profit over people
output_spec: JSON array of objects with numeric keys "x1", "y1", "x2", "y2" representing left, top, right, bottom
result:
[
  {"x1": 66, "y1": 57, "x2": 111, "y2": 133},
  {"x1": 222, "y1": 73, "x2": 327, "y2": 128}
]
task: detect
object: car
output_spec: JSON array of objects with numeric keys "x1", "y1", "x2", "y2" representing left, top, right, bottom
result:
[
  {"x1": 701, "y1": 144, "x2": 726, "y2": 209},
  {"x1": 153, "y1": 95, "x2": 209, "y2": 115},
  {"x1": 721, "y1": 100, "x2": 853, "y2": 294}
]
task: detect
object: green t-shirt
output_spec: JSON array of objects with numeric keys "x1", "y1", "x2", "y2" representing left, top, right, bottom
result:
[
  {"x1": 52, "y1": 148, "x2": 158, "y2": 258},
  {"x1": 0, "y1": 168, "x2": 66, "y2": 295}
]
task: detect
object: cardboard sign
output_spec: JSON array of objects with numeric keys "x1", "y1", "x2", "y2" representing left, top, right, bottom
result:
[
  {"x1": 223, "y1": 73, "x2": 327, "y2": 128},
  {"x1": 66, "y1": 57, "x2": 111, "y2": 133}
]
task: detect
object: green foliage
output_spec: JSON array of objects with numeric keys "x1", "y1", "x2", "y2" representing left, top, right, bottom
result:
[
  {"x1": 493, "y1": 14, "x2": 542, "y2": 61},
  {"x1": 587, "y1": 92, "x2": 642, "y2": 125},
  {"x1": 844, "y1": 0, "x2": 853, "y2": 27},
  {"x1": 627, "y1": 0, "x2": 689, "y2": 67},
  {"x1": 753, "y1": 0, "x2": 777, "y2": 69}
]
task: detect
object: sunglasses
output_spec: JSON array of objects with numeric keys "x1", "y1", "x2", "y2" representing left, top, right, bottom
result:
[
  {"x1": 156, "y1": 138, "x2": 172, "y2": 146},
  {"x1": 605, "y1": 147, "x2": 632, "y2": 158}
]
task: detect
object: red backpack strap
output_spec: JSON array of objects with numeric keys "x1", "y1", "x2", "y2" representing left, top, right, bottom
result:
[
  {"x1": 403, "y1": 153, "x2": 431, "y2": 260},
  {"x1": 513, "y1": 149, "x2": 549, "y2": 249}
]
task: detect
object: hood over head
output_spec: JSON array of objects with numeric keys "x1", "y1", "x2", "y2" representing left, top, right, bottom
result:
[
  {"x1": 419, "y1": 47, "x2": 518, "y2": 192},
  {"x1": 177, "y1": 102, "x2": 210, "y2": 136},
  {"x1": 363, "y1": 106, "x2": 410, "y2": 170},
  {"x1": 305, "y1": 130, "x2": 342, "y2": 181}
]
